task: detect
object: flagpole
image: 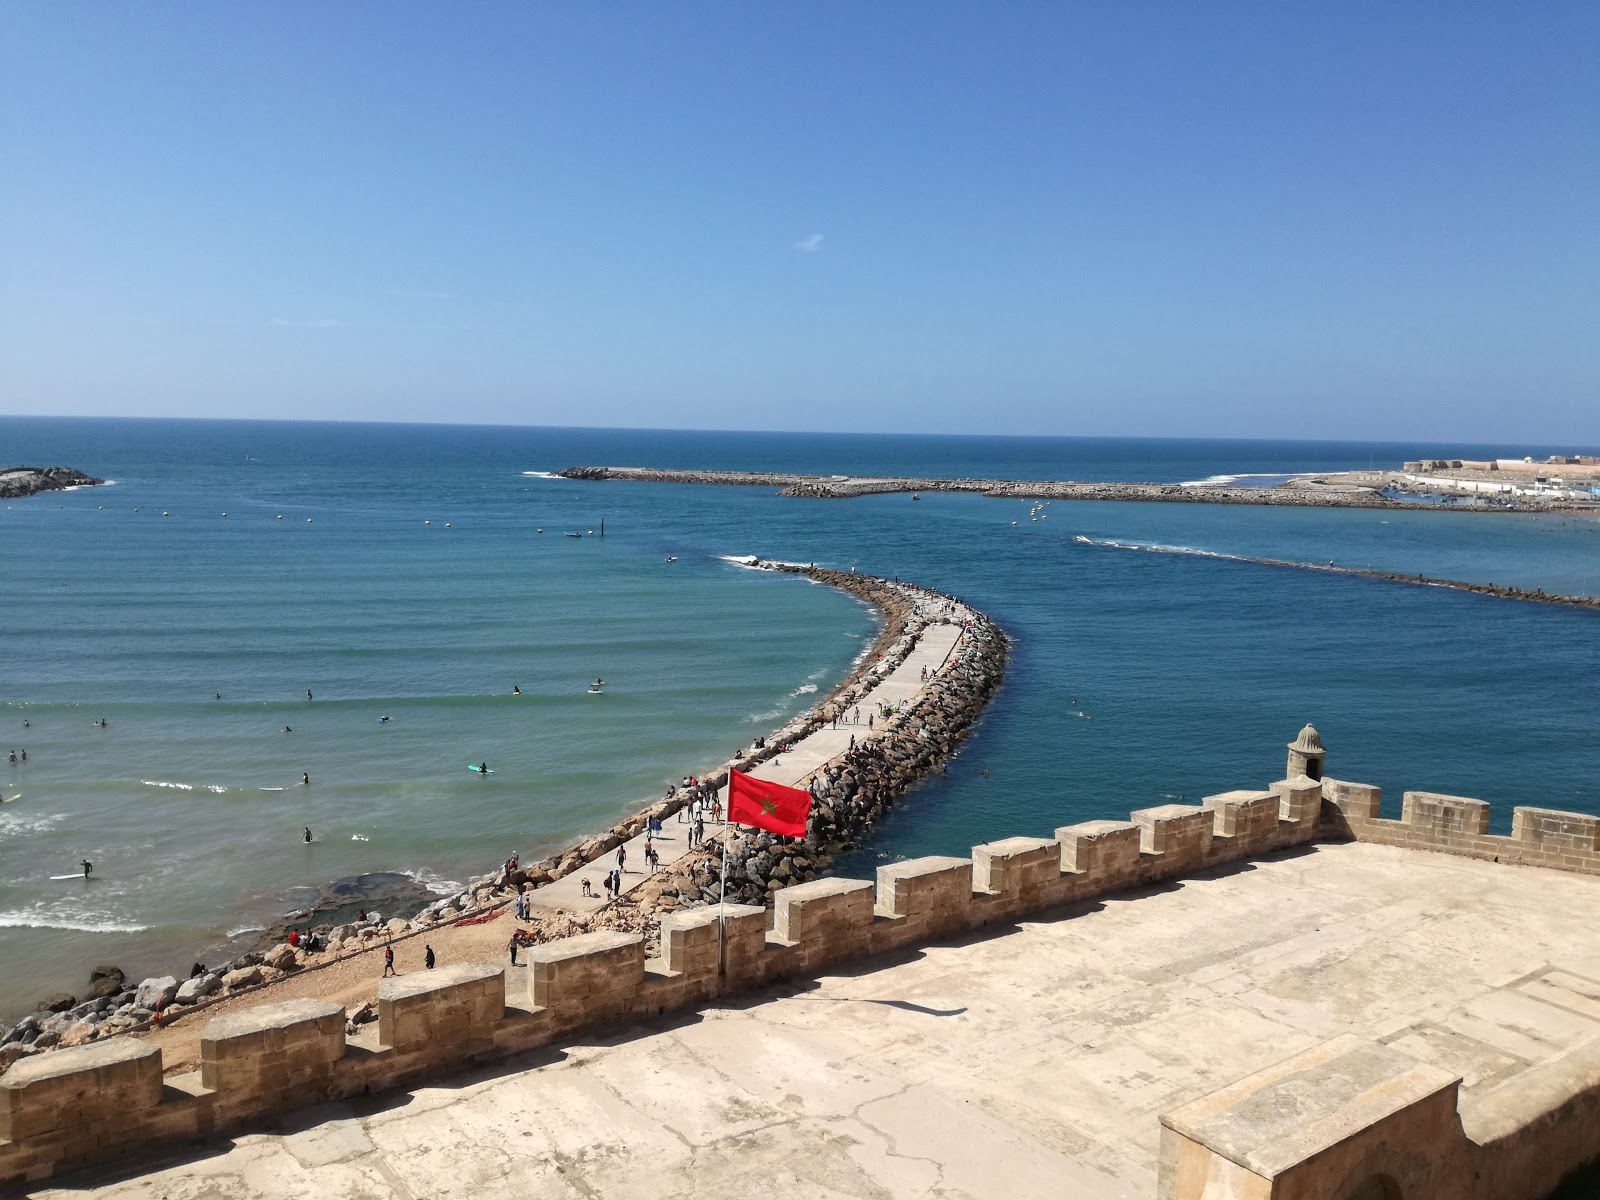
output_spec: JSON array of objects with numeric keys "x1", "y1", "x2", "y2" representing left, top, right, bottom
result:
[{"x1": 717, "y1": 774, "x2": 729, "y2": 978}]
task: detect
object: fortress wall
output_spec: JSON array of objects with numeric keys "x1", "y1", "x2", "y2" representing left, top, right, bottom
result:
[
  {"x1": 11, "y1": 728, "x2": 1600, "y2": 1189},
  {"x1": 1322, "y1": 780, "x2": 1600, "y2": 877}
]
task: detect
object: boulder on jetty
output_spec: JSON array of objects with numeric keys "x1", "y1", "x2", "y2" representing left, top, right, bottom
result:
[{"x1": 134, "y1": 976, "x2": 179, "y2": 1010}]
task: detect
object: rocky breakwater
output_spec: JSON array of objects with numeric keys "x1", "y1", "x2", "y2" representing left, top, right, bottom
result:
[
  {"x1": 558, "y1": 465, "x2": 1423, "y2": 510},
  {"x1": 618, "y1": 565, "x2": 1008, "y2": 921},
  {"x1": 0, "y1": 466, "x2": 104, "y2": 499}
]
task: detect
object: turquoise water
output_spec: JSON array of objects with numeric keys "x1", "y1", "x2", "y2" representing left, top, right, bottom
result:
[{"x1": 2, "y1": 418, "x2": 1598, "y2": 1020}]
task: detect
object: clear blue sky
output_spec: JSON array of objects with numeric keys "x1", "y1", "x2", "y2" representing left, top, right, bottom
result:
[{"x1": 2, "y1": 3, "x2": 1595, "y2": 441}]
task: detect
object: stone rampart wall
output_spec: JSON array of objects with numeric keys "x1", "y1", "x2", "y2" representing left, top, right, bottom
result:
[
  {"x1": 1321, "y1": 778, "x2": 1600, "y2": 876},
  {"x1": 11, "y1": 745, "x2": 1600, "y2": 1192}
]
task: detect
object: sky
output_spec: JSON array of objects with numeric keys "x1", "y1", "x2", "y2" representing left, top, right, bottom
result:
[{"x1": 1, "y1": 3, "x2": 1596, "y2": 441}]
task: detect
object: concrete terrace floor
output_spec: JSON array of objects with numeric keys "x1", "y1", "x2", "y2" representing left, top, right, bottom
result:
[{"x1": 35, "y1": 841, "x2": 1600, "y2": 1200}]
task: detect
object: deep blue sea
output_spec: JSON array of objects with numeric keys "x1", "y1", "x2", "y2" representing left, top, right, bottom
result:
[{"x1": 2, "y1": 418, "x2": 1598, "y2": 1021}]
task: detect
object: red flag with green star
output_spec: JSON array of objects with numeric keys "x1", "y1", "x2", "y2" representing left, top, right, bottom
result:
[{"x1": 726, "y1": 769, "x2": 812, "y2": 837}]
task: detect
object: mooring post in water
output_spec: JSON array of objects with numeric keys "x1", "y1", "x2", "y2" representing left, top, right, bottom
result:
[{"x1": 600, "y1": 518, "x2": 605, "y2": 537}]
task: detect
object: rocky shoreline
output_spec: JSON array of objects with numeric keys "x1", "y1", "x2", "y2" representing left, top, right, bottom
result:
[
  {"x1": 557, "y1": 465, "x2": 1595, "y2": 514},
  {"x1": 0, "y1": 563, "x2": 1006, "y2": 1068},
  {"x1": 0, "y1": 466, "x2": 104, "y2": 500}
]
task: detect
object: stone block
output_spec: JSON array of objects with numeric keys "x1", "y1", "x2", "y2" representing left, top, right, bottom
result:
[
  {"x1": 378, "y1": 962, "x2": 505, "y2": 1052},
  {"x1": 875, "y1": 856, "x2": 972, "y2": 925},
  {"x1": 1160, "y1": 1035, "x2": 1467, "y2": 1198},
  {"x1": 1321, "y1": 777, "x2": 1381, "y2": 822},
  {"x1": 1513, "y1": 807, "x2": 1600, "y2": 856},
  {"x1": 1403, "y1": 791, "x2": 1491, "y2": 838},
  {"x1": 1271, "y1": 776, "x2": 1324, "y2": 826},
  {"x1": 1203, "y1": 790, "x2": 1279, "y2": 845},
  {"x1": 971, "y1": 837, "x2": 1059, "y2": 896},
  {"x1": 772, "y1": 877, "x2": 875, "y2": 946},
  {"x1": 0, "y1": 1038, "x2": 161, "y2": 1144},
  {"x1": 527, "y1": 931, "x2": 643, "y2": 1014},
  {"x1": 658, "y1": 904, "x2": 766, "y2": 980},
  {"x1": 1056, "y1": 821, "x2": 1140, "y2": 879},
  {"x1": 200, "y1": 998, "x2": 345, "y2": 1094},
  {"x1": 1131, "y1": 804, "x2": 1213, "y2": 864}
]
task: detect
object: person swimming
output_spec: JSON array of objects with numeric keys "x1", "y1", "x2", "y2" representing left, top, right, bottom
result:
[
  {"x1": 302, "y1": 772, "x2": 310, "y2": 786},
  {"x1": 512, "y1": 686, "x2": 521, "y2": 695},
  {"x1": 283, "y1": 726, "x2": 293, "y2": 734},
  {"x1": 304, "y1": 827, "x2": 312, "y2": 843},
  {"x1": 306, "y1": 689, "x2": 313, "y2": 701},
  {"x1": 213, "y1": 693, "x2": 221, "y2": 701},
  {"x1": 95, "y1": 718, "x2": 107, "y2": 728},
  {"x1": 379, "y1": 715, "x2": 390, "y2": 723},
  {"x1": 21, "y1": 719, "x2": 28, "y2": 728}
]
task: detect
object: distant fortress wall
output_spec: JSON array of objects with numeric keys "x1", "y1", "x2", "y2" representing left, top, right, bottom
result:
[{"x1": 7, "y1": 728, "x2": 1600, "y2": 1197}]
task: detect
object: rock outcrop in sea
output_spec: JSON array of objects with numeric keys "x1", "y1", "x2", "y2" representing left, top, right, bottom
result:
[{"x1": 0, "y1": 467, "x2": 104, "y2": 499}]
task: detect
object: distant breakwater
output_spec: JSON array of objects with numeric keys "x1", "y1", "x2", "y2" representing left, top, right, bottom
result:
[
  {"x1": 0, "y1": 467, "x2": 103, "y2": 500},
  {"x1": 560, "y1": 465, "x2": 1408, "y2": 511},
  {"x1": 557, "y1": 464, "x2": 1595, "y2": 515},
  {"x1": 1074, "y1": 536, "x2": 1600, "y2": 613}
]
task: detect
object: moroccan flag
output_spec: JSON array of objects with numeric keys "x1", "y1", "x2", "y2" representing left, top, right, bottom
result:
[{"x1": 727, "y1": 769, "x2": 812, "y2": 837}]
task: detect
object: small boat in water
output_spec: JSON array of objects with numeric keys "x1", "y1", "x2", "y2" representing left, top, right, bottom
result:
[{"x1": 565, "y1": 532, "x2": 583, "y2": 538}]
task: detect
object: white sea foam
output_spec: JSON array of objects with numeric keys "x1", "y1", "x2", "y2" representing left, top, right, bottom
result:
[
  {"x1": 0, "y1": 912, "x2": 147, "y2": 934},
  {"x1": 719, "y1": 554, "x2": 761, "y2": 569},
  {"x1": 789, "y1": 683, "x2": 818, "y2": 697},
  {"x1": 0, "y1": 812, "x2": 65, "y2": 837},
  {"x1": 259, "y1": 786, "x2": 287, "y2": 792},
  {"x1": 351, "y1": 834, "x2": 370, "y2": 842},
  {"x1": 142, "y1": 780, "x2": 194, "y2": 791},
  {"x1": 1178, "y1": 471, "x2": 1321, "y2": 488},
  {"x1": 1075, "y1": 535, "x2": 1243, "y2": 563},
  {"x1": 205, "y1": 785, "x2": 226, "y2": 794},
  {"x1": 226, "y1": 924, "x2": 266, "y2": 938},
  {"x1": 402, "y1": 868, "x2": 463, "y2": 896},
  {"x1": 521, "y1": 471, "x2": 559, "y2": 479}
]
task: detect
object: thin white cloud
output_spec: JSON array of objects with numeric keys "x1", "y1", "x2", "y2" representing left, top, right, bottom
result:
[
  {"x1": 794, "y1": 233, "x2": 824, "y2": 253},
  {"x1": 270, "y1": 318, "x2": 345, "y2": 329}
]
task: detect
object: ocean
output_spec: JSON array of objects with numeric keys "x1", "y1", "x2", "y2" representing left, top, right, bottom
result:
[{"x1": 2, "y1": 418, "x2": 1598, "y2": 1022}]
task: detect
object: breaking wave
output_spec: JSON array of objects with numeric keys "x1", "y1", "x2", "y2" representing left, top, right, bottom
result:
[{"x1": 0, "y1": 912, "x2": 147, "y2": 934}]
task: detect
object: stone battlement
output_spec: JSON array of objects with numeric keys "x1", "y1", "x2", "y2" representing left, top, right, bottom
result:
[{"x1": 7, "y1": 727, "x2": 1600, "y2": 1196}]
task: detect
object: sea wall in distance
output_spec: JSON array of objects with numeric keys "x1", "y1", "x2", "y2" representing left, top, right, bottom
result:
[{"x1": 557, "y1": 464, "x2": 1599, "y2": 513}]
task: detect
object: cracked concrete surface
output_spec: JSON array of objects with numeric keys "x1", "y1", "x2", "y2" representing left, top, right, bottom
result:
[{"x1": 31, "y1": 841, "x2": 1600, "y2": 1199}]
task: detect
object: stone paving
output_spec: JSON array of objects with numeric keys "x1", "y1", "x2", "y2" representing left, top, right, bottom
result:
[
  {"x1": 526, "y1": 616, "x2": 968, "y2": 916},
  {"x1": 36, "y1": 841, "x2": 1600, "y2": 1199}
]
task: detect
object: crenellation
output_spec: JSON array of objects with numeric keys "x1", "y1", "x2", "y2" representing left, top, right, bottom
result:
[
  {"x1": 1130, "y1": 804, "x2": 1214, "y2": 871},
  {"x1": 200, "y1": 999, "x2": 344, "y2": 1103},
  {"x1": 1201, "y1": 789, "x2": 1279, "y2": 849},
  {"x1": 1270, "y1": 775, "x2": 1323, "y2": 827},
  {"x1": 772, "y1": 877, "x2": 876, "y2": 961},
  {"x1": 1513, "y1": 806, "x2": 1600, "y2": 854},
  {"x1": 970, "y1": 836, "x2": 1060, "y2": 905},
  {"x1": 527, "y1": 932, "x2": 643, "y2": 1025},
  {"x1": 874, "y1": 856, "x2": 973, "y2": 943},
  {"x1": 1404, "y1": 790, "x2": 1492, "y2": 837},
  {"x1": 1056, "y1": 820, "x2": 1142, "y2": 882},
  {"x1": 378, "y1": 962, "x2": 505, "y2": 1056}
]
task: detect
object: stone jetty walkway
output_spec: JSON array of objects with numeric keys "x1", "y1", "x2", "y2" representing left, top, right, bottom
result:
[{"x1": 526, "y1": 613, "x2": 969, "y2": 916}]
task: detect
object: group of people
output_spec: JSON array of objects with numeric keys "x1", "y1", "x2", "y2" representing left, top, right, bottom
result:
[{"x1": 380, "y1": 942, "x2": 436, "y2": 976}]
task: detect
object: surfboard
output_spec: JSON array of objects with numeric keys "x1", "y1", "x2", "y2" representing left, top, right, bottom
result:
[
  {"x1": 50, "y1": 873, "x2": 88, "y2": 880},
  {"x1": 1, "y1": 794, "x2": 20, "y2": 804},
  {"x1": 467, "y1": 765, "x2": 494, "y2": 774}
]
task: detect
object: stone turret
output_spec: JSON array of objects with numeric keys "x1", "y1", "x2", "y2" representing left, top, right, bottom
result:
[{"x1": 1287, "y1": 724, "x2": 1325, "y2": 781}]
